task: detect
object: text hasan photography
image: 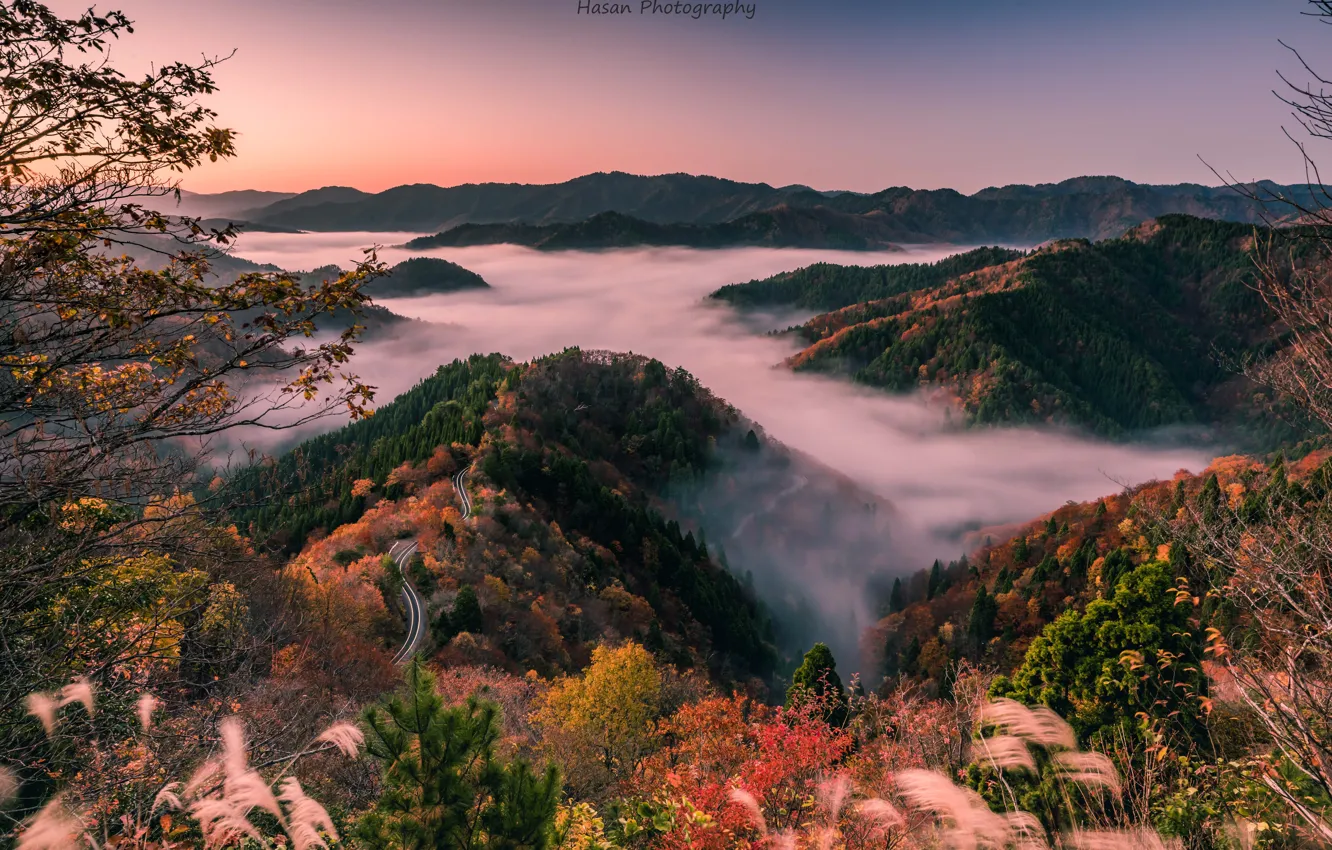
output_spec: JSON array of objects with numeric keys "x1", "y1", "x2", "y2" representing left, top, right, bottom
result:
[{"x1": 578, "y1": 0, "x2": 758, "y2": 19}]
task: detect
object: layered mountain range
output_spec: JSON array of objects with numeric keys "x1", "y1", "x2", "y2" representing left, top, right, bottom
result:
[{"x1": 177, "y1": 171, "x2": 1316, "y2": 247}]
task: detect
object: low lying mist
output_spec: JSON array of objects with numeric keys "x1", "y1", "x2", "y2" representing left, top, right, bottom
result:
[{"x1": 230, "y1": 232, "x2": 1216, "y2": 673}]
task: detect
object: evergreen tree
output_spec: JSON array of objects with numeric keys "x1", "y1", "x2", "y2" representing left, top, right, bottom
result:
[
  {"x1": 927, "y1": 560, "x2": 943, "y2": 599},
  {"x1": 452, "y1": 585, "x2": 484, "y2": 635},
  {"x1": 995, "y1": 566, "x2": 1014, "y2": 594},
  {"x1": 1100, "y1": 549, "x2": 1133, "y2": 598},
  {"x1": 900, "y1": 636, "x2": 922, "y2": 676},
  {"x1": 1199, "y1": 473, "x2": 1223, "y2": 524},
  {"x1": 357, "y1": 659, "x2": 560, "y2": 849},
  {"x1": 991, "y1": 561, "x2": 1208, "y2": 749},
  {"x1": 1168, "y1": 542, "x2": 1190, "y2": 575},
  {"x1": 408, "y1": 551, "x2": 434, "y2": 594},
  {"x1": 1013, "y1": 536, "x2": 1031, "y2": 563},
  {"x1": 1033, "y1": 554, "x2": 1059, "y2": 583},
  {"x1": 786, "y1": 642, "x2": 849, "y2": 727},
  {"x1": 744, "y1": 429, "x2": 761, "y2": 451},
  {"x1": 968, "y1": 585, "x2": 998, "y2": 645},
  {"x1": 888, "y1": 577, "x2": 905, "y2": 613}
]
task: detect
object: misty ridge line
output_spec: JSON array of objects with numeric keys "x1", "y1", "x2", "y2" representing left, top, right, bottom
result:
[{"x1": 177, "y1": 172, "x2": 1317, "y2": 244}]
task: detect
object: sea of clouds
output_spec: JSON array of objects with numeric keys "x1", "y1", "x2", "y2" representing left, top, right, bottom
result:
[{"x1": 229, "y1": 232, "x2": 1215, "y2": 670}]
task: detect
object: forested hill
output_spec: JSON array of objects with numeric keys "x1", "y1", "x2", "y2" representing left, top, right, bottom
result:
[
  {"x1": 872, "y1": 450, "x2": 1332, "y2": 729},
  {"x1": 710, "y1": 247, "x2": 1026, "y2": 311},
  {"x1": 226, "y1": 349, "x2": 785, "y2": 681},
  {"x1": 227, "y1": 170, "x2": 1321, "y2": 242},
  {"x1": 403, "y1": 207, "x2": 904, "y2": 251},
  {"x1": 725, "y1": 215, "x2": 1309, "y2": 441}
]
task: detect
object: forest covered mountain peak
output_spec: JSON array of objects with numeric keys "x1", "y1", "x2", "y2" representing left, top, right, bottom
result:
[{"x1": 715, "y1": 214, "x2": 1311, "y2": 442}]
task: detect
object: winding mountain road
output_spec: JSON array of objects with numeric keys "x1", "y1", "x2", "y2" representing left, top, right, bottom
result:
[
  {"x1": 730, "y1": 475, "x2": 808, "y2": 540},
  {"x1": 388, "y1": 539, "x2": 425, "y2": 664},
  {"x1": 389, "y1": 468, "x2": 470, "y2": 664},
  {"x1": 453, "y1": 467, "x2": 472, "y2": 519}
]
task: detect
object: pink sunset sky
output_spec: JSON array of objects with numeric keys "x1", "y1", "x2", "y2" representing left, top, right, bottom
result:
[{"x1": 67, "y1": 0, "x2": 1330, "y2": 194}]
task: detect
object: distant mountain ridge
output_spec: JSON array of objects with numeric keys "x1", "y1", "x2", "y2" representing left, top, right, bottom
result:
[
  {"x1": 190, "y1": 171, "x2": 1324, "y2": 245},
  {"x1": 403, "y1": 207, "x2": 904, "y2": 251}
]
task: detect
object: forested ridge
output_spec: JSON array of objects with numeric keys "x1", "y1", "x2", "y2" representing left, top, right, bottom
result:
[
  {"x1": 403, "y1": 207, "x2": 904, "y2": 251},
  {"x1": 228, "y1": 348, "x2": 778, "y2": 681},
  {"x1": 226, "y1": 354, "x2": 508, "y2": 552},
  {"x1": 719, "y1": 215, "x2": 1311, "y2": 440},
  {"x1": 710, "y1": 246, "x2": 1025, "y2": 311}
]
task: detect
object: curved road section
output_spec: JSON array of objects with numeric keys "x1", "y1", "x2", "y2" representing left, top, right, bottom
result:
[
  {"x1": 453, "y1": 467, "x2": 472, "y2": 519},
  {"x1": 388, "y1": 540, "x2": 425, "y2": 664},
  {"x1": 390, "y1": 468, "x2": 471, "y2": 664}
]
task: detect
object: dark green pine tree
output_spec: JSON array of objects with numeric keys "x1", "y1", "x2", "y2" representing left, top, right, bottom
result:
[
  {"x1": 452, "y1": 584, "x2": 484, "y2": 635},
  {"x1": 927, "y1": 560, "x2": 943, "y2": 599},
  {"x1": 967, "y1": 585, "x2": 999, "y2": 645},
  {"x1": 1168, "y1": 542, "x2": 1190, "y2": 575},
  {"x1": 786, "y1": 642, "x2": 849, "y2": 727},
  {"x1": 900, "y1": 636, "x2": 922, "y2": 676},
  {"x1": 356, "y1": 659, "x2": 560, "y2": 849},
  {"x1": 1170, "y1": 479, "x2": 1186, "y2": 513},
  {"x1": 1013, "y1": 536, "x2": 1031, "y2": 563},
  {"x1": 888, "y1": 577, "x2": 905, "y2": 613},
  {"x1": 1199, "y1": 473, "x2": 1223, "y2": 524}
]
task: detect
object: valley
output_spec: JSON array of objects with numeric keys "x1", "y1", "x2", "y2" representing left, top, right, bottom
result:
[{"x1": 14, "y1": 0, "x2": 1332, "y2": 845}]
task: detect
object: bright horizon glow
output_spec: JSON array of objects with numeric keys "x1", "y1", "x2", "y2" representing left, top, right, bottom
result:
[{"x1": 54, "y1": 0, "x2": 1328, "y2": 195}]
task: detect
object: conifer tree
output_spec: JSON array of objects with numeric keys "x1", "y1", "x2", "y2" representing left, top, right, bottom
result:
[
  {"x1": 968, "y1": 585, "x2": 998, "y2": 645},
  {"x1": 787, "y1": 642, "x2": 849, "y2": 727},
  {"x1": 357, "y1": 659, "x2": 560, "y2": 850},
  {"x1": 1199, "y1": 473, "x2": 1223, "y2": 524},
  {"x1": 453, "y1": 585, "x2": 485, "y2": 635},
  {"x1": 888, "y1": 577, "x2": 905, "y2": 613},
  {"x1": 1013, "y1": 536, "x2": 1031, "y2": 563},
  {"x1": 927, "y1": 560, "x2": 943, "y2": 599}
]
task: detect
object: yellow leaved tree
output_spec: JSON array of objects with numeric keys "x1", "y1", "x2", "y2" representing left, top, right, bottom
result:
[{"x1": 533, "y1": 642, "x2": 663, "y2": 799}]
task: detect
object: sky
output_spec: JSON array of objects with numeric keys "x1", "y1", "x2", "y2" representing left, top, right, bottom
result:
[{"x1": 70, "y1": 0, "x2": 1332, "y2": 194}]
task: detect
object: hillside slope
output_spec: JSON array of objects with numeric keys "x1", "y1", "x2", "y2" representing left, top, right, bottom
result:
[
  {"x1": 227, "y1": 348, "x2": 912, "y2": 683},
  {"x1": 719, "y1": 215, "x2": 1308, "y2": 441},
  {"x1": 870, "y1": 450, "x2": 1332, "y2": 693}
]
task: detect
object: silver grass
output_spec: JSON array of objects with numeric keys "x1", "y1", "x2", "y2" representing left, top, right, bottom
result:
[
  {"x1": 728, "y1": 787, "x2": 768, "y2": 835},
  {"x1": 26, "y1": 693, "x2": 57, "y2": 737},
  {"x1": 978, "y1": 733, "x2": 1037, "y2": 773},
  {"x1": 15, "y1": 796, "x2": 86, "y2": 850},
  {"x1": 56, "y1": 679, "x2": 95, "y2": 717},
  {"x1": 136, "y1": 694, "x2": 159, "y2": 733},
  {"x1": 1053, "y1": 751, "x2": 1123, "y2": 796},
  {"x1": 314, "y1": 721, "x2": 364, "y2": 758},
  {"x1": 980, "y1": 699, "x2": 1076, "y2": 750},
  {"x1": 278, "y1": 778, "x2": 339, "y2": 850}
]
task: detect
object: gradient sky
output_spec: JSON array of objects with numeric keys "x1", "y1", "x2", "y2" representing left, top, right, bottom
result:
[{"x1": 65, "y1": 0, "x2": 1332, "y2": 193}]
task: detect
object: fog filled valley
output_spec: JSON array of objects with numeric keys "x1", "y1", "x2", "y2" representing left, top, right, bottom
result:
[
  {"x1": 224, "y1": 234, "x2": 1211, "y2": 665},
  {"x1": 17, "y1": 2, "x2": 1332, "y2": 848}
]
